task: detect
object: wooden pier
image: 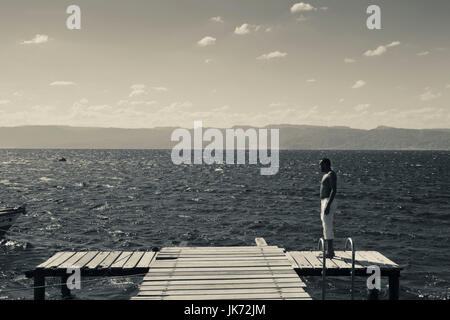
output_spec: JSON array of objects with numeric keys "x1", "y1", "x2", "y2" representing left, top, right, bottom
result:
[{"x1": 25, "y1": 238, "x2": 402, "y2": 300}]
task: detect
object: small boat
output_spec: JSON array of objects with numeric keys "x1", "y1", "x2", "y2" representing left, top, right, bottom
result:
[{"x1": 0, "y1": 206, "x2": 26, "y2": 238}]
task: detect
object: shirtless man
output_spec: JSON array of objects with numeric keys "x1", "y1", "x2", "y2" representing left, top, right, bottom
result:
[{"x1": 319, "y1": 158, "x2": 337, "y2": 258}]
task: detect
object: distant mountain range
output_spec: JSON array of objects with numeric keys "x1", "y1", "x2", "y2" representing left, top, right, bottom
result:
[{"x1": 0, "y1": 125, "x2": 449, "y2": 150}]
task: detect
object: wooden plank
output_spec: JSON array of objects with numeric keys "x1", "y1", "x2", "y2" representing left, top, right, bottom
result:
[
  {"x1": 161, "y1": 246, "x2": 279, "y2": 250},
  {"x1": 334, "y1": 251, "x2": 366, "y2": 268},
  {"x1": 367, "y1": 251, "x2": 399, "y2": 267},
  {"x1": 138, "y1": 287, "x2": 307, "y2": 296},
  {"x1": 139, "y1": 282, "x2": 306, "y2": 290},
  {"x1": 357, "y1": 251, "x2": 386, "y2": 268},
  {"x1": 310, "y1": 251, "x2": 340, "y2": 268},
  {"x1": 136, "y1": 252, "x2": 156, "y2": 268},
  {"x1": 355, "y1": 252, "x2": 377, "y2": 267},
  {"x1": 58, "y1": 252, "x2": 88, "y2": 269},
  {"x1": 136, "y1": 292, "x2": 310, "y2": 300},
  {"x1": 141, "y1": 278, "x2": 305, "y2": 286},
  {"x1": 45, "y1": 252, "x2": 76, "y2": 268},
  {"x1": 37, "y1": 252, "x2": 65, "y2": 269},
  {"x1": 147, "y1": 266, "x2": 293, "y2": 272},
  {"x1": 160, "y1": 249, "x2": 284, "y2": 254},
  {"x1": 288, "y1": 252, "x2": 313, "y2": 269},
  {"x1": 143, "y1": 274, "x2": 300, "y2": 281},
  {"x1": 329, "y1": 255, "x2": 353, "y2": 269},
  {"x1": 71, "y1": 251, "x2": 98, "y2": 268},
  {"x1": 158, "y1": 254, "x2": 286, "y2": 259},
  {"x1": 151, "y1": 260, "x2": 292, "y2": 267},
  {"x1": 147, "y1": 271, "x2": 297, "y2": 277},
  {"x1": 111, "y1": 251, "x2": 133, "y2": 268},
  {"x1": 85, "y1": 252, "x2": 111, "y2": 269},
  {"x1": 162, "y1": 256, "x2": 287, "y2": 261},
  {"x1": 123, "y1": 252, "x2": 145, "y2": 269},
  {"x1": 299, "y1": 251, "x2": 324, "y2": 269},
  {"x1": 98, "y1": 251, "x2": 122, "y2": 268},
  {"x1": 255, "y1": 238, "x2": 268, "y2": 247}
]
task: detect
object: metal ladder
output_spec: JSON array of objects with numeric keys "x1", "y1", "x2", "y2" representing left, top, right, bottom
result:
[{"x1": 318, "y1": 237, "x2": 356, "y2": 300}]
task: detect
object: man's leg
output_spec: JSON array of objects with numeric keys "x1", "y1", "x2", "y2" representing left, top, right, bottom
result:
[{"x1": 323, "y1": 200, "x2": 335, "y2": 258}]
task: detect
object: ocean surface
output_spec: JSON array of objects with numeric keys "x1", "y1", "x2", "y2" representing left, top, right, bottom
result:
[{"x1": 0, "y1": 149, "x2": 449, "y2": 300}]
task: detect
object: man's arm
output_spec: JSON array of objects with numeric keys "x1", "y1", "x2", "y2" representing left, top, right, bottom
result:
[{"x1": 325, "y1": 172, "x2": 337, "y2": 215}]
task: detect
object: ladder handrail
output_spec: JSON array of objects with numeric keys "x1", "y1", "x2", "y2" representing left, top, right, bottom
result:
[
  {"x1": 317, "y1": 237, "x2": 326, "y2": 300},
  {"x1": 345, "y1": 237, "x2": 356, "y2": 300}
]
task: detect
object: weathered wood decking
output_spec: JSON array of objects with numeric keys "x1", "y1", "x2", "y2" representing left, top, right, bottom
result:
[
  {"x1": 25, "y1": 251, "x2": 157, "y2": 300},
  {"x1": 286, "y1": 250, "x2": 402, "y2": 299},
  {"x1": 133, "y1": 240, "x2": 310, "y2": 300},
  {"x1": 25, "y1": 238, "x2": 402, "y2": 300}
]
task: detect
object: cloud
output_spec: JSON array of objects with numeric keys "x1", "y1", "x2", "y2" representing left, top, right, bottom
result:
[
  {"x1": 257, "y1": 51, "x2": 287, "y2": 60},
  {"x1": 21, "y1": 34, "x2": 49, "y2": 45},
  {"x1": 152, "y1": 87, "x2": 168, "y2": 92},
  {"x1": 352, "y1": 80, "x2": 366, "y2": 89},
  {"x1": 0, "y1": 100, "x2": 11, "y2": 105},
  {"x1": 344, "y1": 58, "x2": 356, "y2": 63},
  {"x1": 307, "y1": 79, "x2": 316, "y2": 83},
  {"x1": 210, "y1": 16, "x2": 224, "y2": 23},
  {"x1": 446, "y1": 84, "x2": 450, "y2": 89},
  {"x1": 204, "y1": 58, "x2": 213, "y2": 64},
  {"x1": 234, "y1": 23, "x2": 261, "y2": 35},
  {"x1": 197, "y1": 36, "x2": 216, "y2": 47},
  {"x1": 290, "y1": 3, "x2": 317, "y2": 13},
  {"x1": 129, "y1": 84, "x2": 147, "y2": 97},
  {"x1": 417, "y1": 51, "x2": 430, "y2": 56},
  {"x1": 49, "y1": 81, "x2": 76, "y2": 86},
  {"x1": 354, "y1": 104, "x2": 370, "y2": 111},
  {"x1": 420, "y1": 88, "x2": 441, "y2": 101},
  {"x1": 364, "y1": 41, "x2": 401, "y2": 57}
]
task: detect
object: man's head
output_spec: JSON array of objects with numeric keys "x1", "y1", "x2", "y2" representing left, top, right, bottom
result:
[{"x1": 319, "y1": 158, "x2": 331, "y2": 172}]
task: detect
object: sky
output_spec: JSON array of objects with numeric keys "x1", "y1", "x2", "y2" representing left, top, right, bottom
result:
[{"x1": 0, "y1": 0, "x2": 449, "y2": 129}]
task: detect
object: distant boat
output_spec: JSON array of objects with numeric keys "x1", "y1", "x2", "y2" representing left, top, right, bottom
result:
[
  {"x1": 0, "y1": 206, "x2": 26, "y2": 238},
  {"x1": 58, "y1": 157, "x2": 67, "y2": 162}
]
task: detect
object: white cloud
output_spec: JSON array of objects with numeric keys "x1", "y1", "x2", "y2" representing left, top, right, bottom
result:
[
  {"x1": 354, "y1": 104, "x2": 370, "y2": 111},
  {"x1": 307, "y1": 79, "x2": 316, "y2": 83},
  {"x1": 210, "y1": 16, "x2": 224, "y2": 23},
  {"x1": 257, "y1": 51, "x2": 287, "y2": 60},
  {"x1": 204, "y1": 58, "x2": 213, "y2": 64},
  {"x1": 352, "y1": 80, "x2": 366, "y2": 89},
  {"x1": 364, "y1": 41, "x2": 401, "y2": 57},
  {"x1": 21, "y1": 34, "x2": 49, "y2": 45},
  {"x1": 131, "y1": 84, "x2": 146, "y2": 90},
  {"x1": 234, "y1": 23, "x2": 261, "y2": 35},
  {"x1": 420, "y1": 88, "x2": 441, "y2": 101},
  {"x1": 152, "y1": 87, "x2": 168, "y2": 92},
  {"x1": 417, "y1": 51, "x2": 430, "y2": 56},
  {"x1": 290, "y1": 3, "x2": 317, "y2": 13},
  {"x1": 129, "y1": 84, "x2": 147, "y2": 97},
  {"x1": 197, "y1": 36, "x2": 216, "y2": 47},
  {"x1": 49, "y1": 81, "x2": 76, "y2": 86},
  {"x1": 0, "y1": 100, "x2": 11, "y2": 105},
  {"x1": 446, "y1": 84, "x2": 450, "y2": 89},
  {"x1": 344, "y1": 58, "x2": 356, "y2": 63}
]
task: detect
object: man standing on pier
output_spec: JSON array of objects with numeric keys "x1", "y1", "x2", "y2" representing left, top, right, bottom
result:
[{"x1": 319, "y1": 158, "x2": 337, "y2": 258}]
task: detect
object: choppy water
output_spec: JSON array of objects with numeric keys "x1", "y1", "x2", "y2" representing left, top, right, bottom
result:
[{"x1": 0, "y1": 150, "x2": 449, "y2": 300}]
